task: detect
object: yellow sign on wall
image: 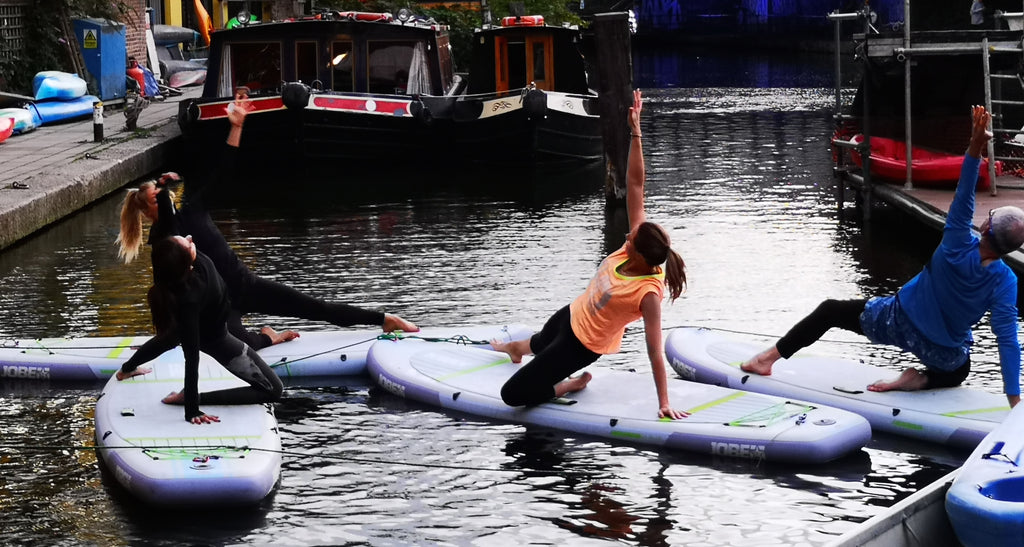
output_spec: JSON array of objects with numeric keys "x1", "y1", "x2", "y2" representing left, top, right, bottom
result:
[{"x1": 83, "y1": 29, "x2": 97, "y2": 48}]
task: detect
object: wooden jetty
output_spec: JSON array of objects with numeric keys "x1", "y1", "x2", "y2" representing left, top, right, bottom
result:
[{"x1": 829, "y1": 5, "x2": 1024, "y2": 275}]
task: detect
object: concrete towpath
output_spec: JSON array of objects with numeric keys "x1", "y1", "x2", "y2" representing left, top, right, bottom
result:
[{"x1": 0, "y1": 88, "x2": 201, "y2": 251}]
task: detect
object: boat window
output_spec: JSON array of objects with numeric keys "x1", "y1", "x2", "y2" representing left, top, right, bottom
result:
[
  {"x1": 226, "y1": 42, "x2": 282, "y2": 94},
  {"x1": 532, "y1": 42, "x2": 545, "y2": 81},
  {"x1": 367, "y1": 40, "x2": 433, "y2": 95},
  {"x1": 296, "y1": 41, "x2": 318, "y2": 86},
  {"x1": 331, "y1": 41, "x2": 354, "y2": 92}
]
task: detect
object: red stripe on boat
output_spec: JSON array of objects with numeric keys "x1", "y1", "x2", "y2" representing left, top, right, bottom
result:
[
  {"x1": 311, "y1": 96, "x2": 412, "y2": 116},
  {"x1": 197, "y1": 97, "x2": 286, "y2": 120}
]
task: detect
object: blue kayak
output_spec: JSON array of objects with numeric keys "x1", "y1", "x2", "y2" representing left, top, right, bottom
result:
[{"x1": 946, "y1": 402, "x2": 1024, "y2": 547}]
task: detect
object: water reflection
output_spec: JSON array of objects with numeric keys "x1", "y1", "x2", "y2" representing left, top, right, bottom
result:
[{"x1": 0, "y1": 85, "x2": 982, "y2": 545}]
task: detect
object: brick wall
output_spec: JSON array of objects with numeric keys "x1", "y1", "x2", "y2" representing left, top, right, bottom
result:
[{"x1": 124, "y1": 0, "x2": 149, "y2": 70}]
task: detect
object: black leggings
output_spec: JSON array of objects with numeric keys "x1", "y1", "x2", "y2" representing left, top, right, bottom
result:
[
  {"x1": 198, "y1": 333, "x2": 284, "y2": 406},
  {"x1": 500, "y1": 305, "x2": 600, "y2": 407},
  {"x1": 776, "y1": 298, "x2": 970, "y2": 389},
  {"x1": 229, "y1": 276, "x2": 386, "y2": 350},
  {"x1": 776, "y1": 299, "x2": 867, "y2": 359}
]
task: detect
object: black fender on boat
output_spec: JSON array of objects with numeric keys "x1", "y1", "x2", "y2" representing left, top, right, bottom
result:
[
  {"x1": 177, "y1": 99, "x2": 200, "y2": 133},
  {"x1": 281, "y1": 81, "x2": 311, "y2": 109},
  {"x1": 410, "y1": 100, "x2": 432, "y2": 125},
  {"x1": 523, "y1": 88, "x2": 547, "y2": 120}
]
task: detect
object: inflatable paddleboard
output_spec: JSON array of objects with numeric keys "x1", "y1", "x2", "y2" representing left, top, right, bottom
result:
[
  {"x1": 665, "y1": 327, "x2": 1011, "y2": 449},
  {"x1": 31, "y1": 95, "x2": 99, "y2": 125},
  {"x1": 0, "y1": 106, "x2": 39, "y2": 134},
  {"x1": 94, "y1": 351, "x2": 280, "y2": 505},
  {"x1": 0, "y1": 324, "x2": 533, "y2": 381},
  {"x1": 946, "y1": 404, "x2": 1024, "y2": 547},
  {"x1": 367, "y1": 339, "x2": 871, "y2": 463},
  {"x1": 33, "y1": 71, "x2": 87, "y2": 101}
]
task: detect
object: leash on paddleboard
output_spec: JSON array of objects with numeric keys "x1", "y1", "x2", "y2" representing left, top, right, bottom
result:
[
  {"x1": 268, "y1": 332, "x2": 494, "y2": 370},
  {"x1": 0, "y1": 443, "x2": 599, "y2": 477},
  {"x1": 653, "y1": 324, "x2": 880, "y2": 346}
]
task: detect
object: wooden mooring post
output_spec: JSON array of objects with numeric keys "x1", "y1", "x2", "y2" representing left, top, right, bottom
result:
[{"x1": 590, "y1": 12, "x2": 634, "y2": 204}]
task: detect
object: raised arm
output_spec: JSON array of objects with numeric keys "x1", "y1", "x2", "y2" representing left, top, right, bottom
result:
[
  {"x1": 966, "y1": 105, "x2": 992, "y2": 159},
  {"x1": 626, "y1": 90, "x2": 646, "y2": 233}
]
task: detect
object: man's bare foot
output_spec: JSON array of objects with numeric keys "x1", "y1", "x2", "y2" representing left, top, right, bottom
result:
[
  {"x1": 556, "y1": 371, "x2": 593, "y2": 396},
  {"x1": 162, "y1": 391, "x2": 185, "y2": 404},
  {"x1": 491, "y1": 338, "x2": 528, "y2": 364},
  {"x1": 261, "y1": 326, "x2": 300, "y2": 345},
  {"x1": 867, "y1": 368, "x2": 928, "y2": 392},
  {"x1": 116, "y1": 366, "x2": 151, "y2": 381},
  {"x1": 740, "y1": 346, "x2": 781, "y2": 376},
  {"x1": 383, "y1": 313, "x2": 419, "y2": 333}
]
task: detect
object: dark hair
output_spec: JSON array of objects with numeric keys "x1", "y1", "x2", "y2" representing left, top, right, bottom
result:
[
  {"x1": 147, "y1": 237, "x2": 193, "y2": 335},
  {"x1": 633, "y1": 221, "x2": 686, "y2": 301},
  {"x1": 151, "y1": 237, "x2": 192, "y2": 287}
]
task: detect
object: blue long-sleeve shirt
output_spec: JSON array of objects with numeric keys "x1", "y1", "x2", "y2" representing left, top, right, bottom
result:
[{"x1": 897, "y1": 154, "x2": 1021, "y2": 395}]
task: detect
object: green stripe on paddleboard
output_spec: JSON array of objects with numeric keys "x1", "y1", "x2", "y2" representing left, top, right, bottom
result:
[
  {"x1": 610, "y1": 430, "x2": 643, "y2": 440},
  {"x1": 684, "y1": 391, "x2": 745, "y2": 414},
  {"x1": 107, "y1": 338, "x2": 134, "y2": 359},
  {"x1": 437, "y1": 356, "x2": 512, "y2": 381},
  {"x1": 892, "y1": 420, "x2": 924, "y2": 431},
  {"x1": 941, "y1": 407, "x2": 1007, "y2": 417}
]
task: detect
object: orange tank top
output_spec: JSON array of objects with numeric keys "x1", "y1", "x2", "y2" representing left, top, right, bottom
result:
[{"x1": 569, "y1": 245, "x2": 665, "y2": 354}]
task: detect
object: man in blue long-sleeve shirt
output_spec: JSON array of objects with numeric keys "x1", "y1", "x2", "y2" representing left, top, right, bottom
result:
[{"x1": 742, "y1": 105, "x2": 1024, "y2": 408}]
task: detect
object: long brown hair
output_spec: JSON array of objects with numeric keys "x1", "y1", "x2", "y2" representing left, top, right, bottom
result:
[
  {"x1": 633, "y1": 221, "x2": 686, "y2": 301},
  {"x1": 115, "y1": 181, "x2": 173, "y2": 264}
]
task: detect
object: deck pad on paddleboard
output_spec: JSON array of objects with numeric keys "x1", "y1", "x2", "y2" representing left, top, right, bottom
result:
[
  {"x1": 368, "y1": 339, "x2": 871, "y2": 463},
  {"x1": 1, "y1": 324, "x2": 533, "y2": 381},
  {"x1": 94, "y1": 351, "x2": 281, "y2": 505},
  {"x1": 665, "y1": 327, "x2": 1010, "y2": 449}
]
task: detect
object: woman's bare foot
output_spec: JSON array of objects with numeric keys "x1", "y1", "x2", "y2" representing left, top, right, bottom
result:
[
  {"x1": 491, "y1": 338, "x2": 529, "y2": 364},
  {"x1": 116, "y1": 366, "x2": 151, "y2": 381},
  {"x1": 867, "y1": 368, "x2": 928, "y2": 392},
  {"x1": 261, "y1": 326, "x2": 300, "y2": 345},
  {"x1": 383, "y1": 313, "x2": 419, "y2": 333},
  {"x1": 740, "y1": 346, "x2": 781, "y2": 376},
  {"x1": 162, "y1": 391, "x2": 185, "y2": 404},
  {"x1": 555, "y1": 371, "x2": 593, "y2": 396}
]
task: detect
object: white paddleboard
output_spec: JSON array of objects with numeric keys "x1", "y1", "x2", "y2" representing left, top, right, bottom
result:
[
  {"x1": 665, "y1": 327, "x2": 1010, "y2": 449},
  {"x1": 367, "y1": 338, "x2": 871, "y2": 463},
  {"x1": 95, "y1": 351, "x2": 280, "y2": 505},
  {"x1": 1, "y1": 324, "x2": 533, "y2": 381}
]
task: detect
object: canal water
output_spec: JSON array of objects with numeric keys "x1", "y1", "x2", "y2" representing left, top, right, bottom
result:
[{"x1": 0, "y1": 48, "x2": 991, "y2": 545}]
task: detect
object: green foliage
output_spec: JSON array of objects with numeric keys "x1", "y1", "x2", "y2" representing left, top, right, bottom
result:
[
  {"x1": 1, "y1": 0, "x2": 136, "y2": 94},
  {"x1": 314, "y1": 0, "x2": 581, "y2": 70}
]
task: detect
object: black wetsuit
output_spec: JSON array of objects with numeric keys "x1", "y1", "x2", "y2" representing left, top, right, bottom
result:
[
  {"x1": 148, "y1": 147, "x2": 385, "y2": 349},
  {"x1": 120, "y1": 251, "x2": 282, "y2": 421}
]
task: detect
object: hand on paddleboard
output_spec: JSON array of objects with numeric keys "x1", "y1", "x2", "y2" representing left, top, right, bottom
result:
[
  {"x1": 191, "y1": 413, "x2": 220, "y2": 425},
  {"x1": 659, "y1": 406, "x2": 690, "y2": 420}
]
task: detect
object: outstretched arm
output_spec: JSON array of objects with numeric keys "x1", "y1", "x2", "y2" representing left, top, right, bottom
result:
[
  {"x1": 967, "y1": 104, "x2": 992, "y2": 159},
  {"x1": 641, "y1": 292, "x2": 689, "y2": 420},
  {"x1": 626, "y1": 90, "x2": 646, "y2": 233}
]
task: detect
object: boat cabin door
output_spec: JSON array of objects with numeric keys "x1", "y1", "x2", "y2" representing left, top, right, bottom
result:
[{"x1": 494, "y1": 34, "x2": 554, "y2": 93}]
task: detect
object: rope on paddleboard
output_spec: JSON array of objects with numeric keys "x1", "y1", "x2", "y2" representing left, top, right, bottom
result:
[
  {"x1": 654, "y1": 324, "x2": 881, "y2": 346},
  {"x1": 268, "y1": 332, "x2": 494, "y2": 370},
  {"x1": 0, "y1": 443, "x2": 597, "y2": 476}
]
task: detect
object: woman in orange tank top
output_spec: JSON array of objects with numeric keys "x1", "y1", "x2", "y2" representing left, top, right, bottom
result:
[{"x1": 492, "y1": 90, "x2": 689, "y2": 419}]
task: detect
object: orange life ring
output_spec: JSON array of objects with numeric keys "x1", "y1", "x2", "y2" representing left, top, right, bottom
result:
[
  {"x1": 501, "y1": 15, "x2": 544, "y2": 26},
  {"x1": 193, "y1": 0, "x2": 213, "y2": 47},
  {"x1": 338, "y1": 11, "x2": 394, "y2": 22}
]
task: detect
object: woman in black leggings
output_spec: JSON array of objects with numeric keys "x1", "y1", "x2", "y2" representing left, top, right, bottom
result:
[
  {"x1": 118, "y1": 235, "x2": 282, "y2": 424},
  {"x1": 116, "y1": 88, "x2": 418, "y2": 350}
]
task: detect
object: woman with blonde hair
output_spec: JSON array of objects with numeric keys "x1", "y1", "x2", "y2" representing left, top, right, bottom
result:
[{"x1": 116, "y1": 90, "x2": 418, "y2": 351}]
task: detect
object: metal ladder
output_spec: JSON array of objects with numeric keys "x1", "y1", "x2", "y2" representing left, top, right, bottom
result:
[{"x1": 985, "y1": 16, "x2": 1024, "y2": 192}]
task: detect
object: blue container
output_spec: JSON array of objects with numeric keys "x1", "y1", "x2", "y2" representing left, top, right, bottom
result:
[{"x1": 72, "y1": 18, "x2": 127, "y2": 101}]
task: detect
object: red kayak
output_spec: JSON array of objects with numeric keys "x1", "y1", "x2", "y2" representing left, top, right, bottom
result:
[
  {"x1": 848, "y1": 134, "x2": 999, "y2": 190},
  {"x1": 0, "y1": 116, "x2": 13, "y2": 143}
]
